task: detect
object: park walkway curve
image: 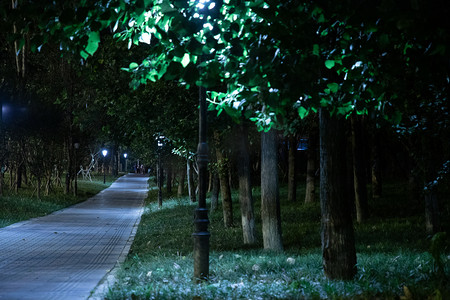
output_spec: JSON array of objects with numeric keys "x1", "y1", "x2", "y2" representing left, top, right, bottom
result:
[{"x1": 0, "y1": 174, "x2": 148, "y2": 300}]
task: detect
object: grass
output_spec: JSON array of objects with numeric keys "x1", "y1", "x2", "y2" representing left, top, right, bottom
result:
[
  {"x1": 103, "y1": 180, "x2": 450, "y2": 300},
  {"x1": 0, "y1": 173, "x2": 118, "y2": 228}
]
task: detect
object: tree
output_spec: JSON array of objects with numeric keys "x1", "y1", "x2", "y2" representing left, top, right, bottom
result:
[
  {"x1": 287, "y1": 135, "x2": 297, "y2": 203},
  {"x1": 351, "y1": 114, "x2": 369, "y2": 223},
  {"x1": 213, "y1": 130, "x2": 233, "y2": 228},
  {"x1": 305, "y1": 118, "x2": 318, "y2": 204},
  {"x1": 319, "y1": 109, "x2": 357, "y2": 279},
  {"x1": 236, "y1": 121, "x2": 256, "y2": 244},
  {"x1": 260, "y1": 129, "x2": 283, "y2": 251}
]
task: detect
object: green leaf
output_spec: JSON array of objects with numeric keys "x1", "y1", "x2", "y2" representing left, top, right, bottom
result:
[
  {"x1": 160, "y1": 0, "x2": 177, "y2": 13},
  {"x1": 356, "y1": 107, "x2": 368, "y2": 115},
  {"x1": 325, "y1": 60, "x2": 335, "y2": 69},
  {"x1": 85, "y1": 31, "x2": 101, "y2": 56},
  {"x1": 320, "y1": 98, "x2": 330, "y2": 107},
  {"x1": 337, "y1": 102, "x2": 353, "y2": 116},
  {"x1": 403, "y1": 42, "x2": 413, "y2": 55},
  {"x1": 80, "y1": 50, "x2": 89, "y2": 60},
  {"x1": 317, "y1": 14, "x2": 325, "y2": 23},
  {"x1": 298, "y1": 106, "x2": 309, "y2": 119},
  {"x1": 312, "y1": 44, "x2": 320, "y2": 56},
  {"x1": 327, "y1": 83, "x2": 339, "y2": 93},
  {"x1": 247, "y1": 0, "x2": 265, "y2": 8},
  {"x1": 181, "y1": 53, "x2": 190, "y2": 68},
  {"x1": 129, "y1": 62, "x2": 139, "y2": 69}
]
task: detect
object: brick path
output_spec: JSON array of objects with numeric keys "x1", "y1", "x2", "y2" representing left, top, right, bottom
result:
[{"x1": 0, "y1": 174, "x2": 148, "y2": 300}]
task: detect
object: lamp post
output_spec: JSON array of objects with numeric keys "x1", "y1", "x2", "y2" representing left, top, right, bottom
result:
[
  {"x1": 102, "y1": 149, "x2": 108, "y2": 184},
  {"x1": 157, "y1": 135, "x2": 164, "y2": 208},
  {"x1": 74, "y1": 142, "x2": 80, "y2": 196},
  {"x1": 188, "y1": 0, "x2": 210, "y2": 280},
  {"x1": 193, "y1": 66, "x2": 210, "y2": 281},
  {"x1": 124, "y1": 153, "x2": 128, "y2": 173}
]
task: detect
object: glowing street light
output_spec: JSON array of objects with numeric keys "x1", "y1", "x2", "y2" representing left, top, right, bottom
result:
[{"x1": 102, "y1": 149, "x2": 108, "y2": 184}]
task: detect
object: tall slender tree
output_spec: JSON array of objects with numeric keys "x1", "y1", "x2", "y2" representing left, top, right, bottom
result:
[
  {"x1": 236, "y1": 121, "x2": 255, "y2": 244},
  {"x1": 214, "y1": 130, "x2": 233, "y2": 228},
  {"x1": 351, "y1": 115, "x2": 369, "y2": 223},
  {"x1": 261, "y1": 129, "x2": 283, "y2": 251}
]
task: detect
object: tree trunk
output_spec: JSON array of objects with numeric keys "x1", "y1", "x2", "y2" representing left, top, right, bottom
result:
[
  {"x1": 187, "y1": 158, "x2": 196, "y2": 202},
  {"x1": 10, "y1": 166, "x2": 14, "y2": 189},
  {"x1": 45, "y1": 172, "x2": 51, "y2": 196},
  {"x1": 237, "y1": 122, "x2": 256, "y2": 244},
  {"x1": 261, "y1": 129, "x2": 283, "y2": 251},
  {"x1": 305, "y1": 128, "x2": 318, "y2": 204},
  {"x1": 111, "y1": 145, "x2": 118, "y2": 177},
  {"x1": 0, "y1": 171, "x2": 3, "y2": 197},
  {"x1": 37, "y1": 176, "x2": 41, "y2": 199},
  {"x1": 166, "y1": 163, "x2": 172, "y2": 194},
  {"x1": 425, "y1": 190, "x2": 440, "y2": 234},
  {"x1": 65, "y1": 169, "x2": 70, "y2": 194},
  {"x1": 210, "y1": 172, "x2": 220, "y2": 212},
  {"x1": 351, "y1": 115, "x2": 369, "y2": 223},
  {"x1": 15, "y1": 165, "x2": 19, "y2": 193},
  {"x1": 216, "y1": 153, "x2": 233, "y2": 227},
  {"x1": 177, "y1": 165, "x2": 186, "y2": 197},
  {"x1": 319, "y1": 108, "x2": 357, "y2": 280},
  {"x1": 114, "y1": 148, "x2": 119, "y2": 176},
  {"x1": 208, "y1": 171, "x2": 212, "y2": 192},
  {"x1": 16, "y1": 163, "x2": 23, "y2": 190},
  {"x1": 287, "y1": 135, "x2": 297, "y2": 202},
  {"x1": 158, "y1": 157, "x2": 163, "y2": 207},
  {"x1": 371, "y1": 130, "x2": 382, "y2": 198},
  {"x1": 214, "y1": 130, "x2": 233, "y2": 228},
  {"x1": 65, "y1": 134, "x2": 73, "y2": 195}
]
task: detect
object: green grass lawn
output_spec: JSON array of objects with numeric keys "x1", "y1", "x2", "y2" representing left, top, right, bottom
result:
[
  {"x1": 0, "y1": 174, "x2": 117, "y2": 228},
  {"x1": 103, "y1": 180, "x2": 449, "y2": 300}
]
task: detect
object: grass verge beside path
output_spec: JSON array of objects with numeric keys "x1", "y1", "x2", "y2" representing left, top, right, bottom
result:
[
  {"x1": 0, "y1": 175, "x2": 118, "y2": 228},
  {"x1": 105, "y1": 180, "x2": 449, "y2": 299}
]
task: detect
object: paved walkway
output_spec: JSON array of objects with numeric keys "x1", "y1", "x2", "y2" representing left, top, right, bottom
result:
[{"x1": 0, "y1": 174, "x2": 148, "y2": 300}]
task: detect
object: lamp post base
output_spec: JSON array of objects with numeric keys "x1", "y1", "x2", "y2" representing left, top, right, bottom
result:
[{"x1": 193, "y1": 207, "x2": 210, "y2": 281}]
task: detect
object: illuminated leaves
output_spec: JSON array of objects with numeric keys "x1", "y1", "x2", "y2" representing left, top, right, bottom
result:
[
  {"x1": 325, "y1": 60, "x2": 335, "y2": 69},
  {"x1": 298, "y1": 106, "x2": 309, "y2": 119},
  {"x1": 80, "y1": 31, "x2": 100, "y2": 59},
  {"x1": 54, "y1": 0, "x2": 442, "y2": 129}
]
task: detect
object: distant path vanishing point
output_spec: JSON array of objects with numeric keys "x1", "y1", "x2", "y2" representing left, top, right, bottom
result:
[{"x1": 0, "y1": 174, "x2": 148, "y2": 300}]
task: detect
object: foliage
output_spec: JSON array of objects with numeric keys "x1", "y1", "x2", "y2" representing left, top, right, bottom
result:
[
  {"x1": 6, "y1": 0, "x2": 443, "y2": 131},
  {"x1": 46, "y1": 0, "x2": 443, "y2": 133},
  {"x1": 429, "y1": 232, "x2": 449, "y2": 279}
]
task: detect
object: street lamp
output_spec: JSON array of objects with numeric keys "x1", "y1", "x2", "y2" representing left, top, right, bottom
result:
[
  {"x1": 102, "y1": 149, "x2": 108, "y2": 184},
  {"x1": 189, "y1": 0, "x2": 210, "y2": 281},
  {"x1": 157, "y1": 135, "x2": 164, "y2": 208},
  {"x1": 193, "y1": 63, "x2": 210, "y2": 281},
  {"x1": 123, "y1": 153, "x2": 128, "y2": 173}
]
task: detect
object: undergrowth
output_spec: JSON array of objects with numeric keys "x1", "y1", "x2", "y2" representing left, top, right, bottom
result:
[
  {"x1": 0, "y1": 174, "x2": 117, "y2": 228},
  {"x1": 103, "y1": 180, "x2": 450, "y2": 299}
]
